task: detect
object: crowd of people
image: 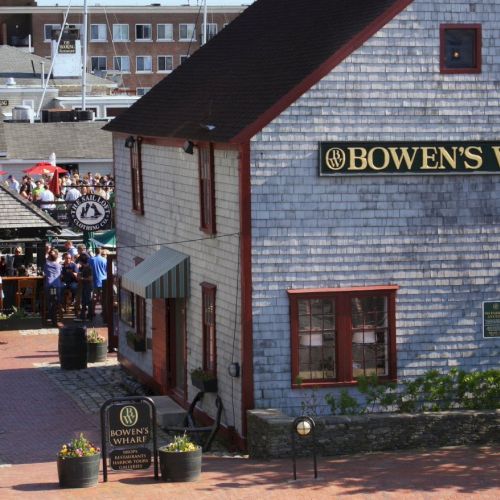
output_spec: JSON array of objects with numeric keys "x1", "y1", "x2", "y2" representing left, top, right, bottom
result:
[
  {"x1": 44, "y1": 240, "x2": 109, "y2": 325},
  {"x1": 3, "y1": 172, "x2": 115, "y2": 204}
]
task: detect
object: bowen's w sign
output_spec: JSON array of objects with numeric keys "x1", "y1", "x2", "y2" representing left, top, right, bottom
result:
[{"x1": 319, "y1": 141, "x2": 500, "y2": 175}]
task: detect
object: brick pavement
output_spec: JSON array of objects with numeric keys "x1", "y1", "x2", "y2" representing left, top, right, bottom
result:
[{"x1": 0, "y1": 328, "x2": 499, "y2": 499}]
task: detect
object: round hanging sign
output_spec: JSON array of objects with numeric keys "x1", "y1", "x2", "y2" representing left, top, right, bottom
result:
[{"x1": 69, "y1": 194, "x2": 112, "y2": 231}]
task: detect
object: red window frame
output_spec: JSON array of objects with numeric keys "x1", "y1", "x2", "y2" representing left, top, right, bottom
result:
[
  {"x1": 201, "y1": 282, "x2": 216, "y2": 375},
  {"x1": 198, "y1": 143, "x2": 216, "y2": 234},
  {"x1": 288, "y1": 286, "x2": 398, "y2": 388},
  {"x1": 440, "y1": 24, "x2": 481, "y2": 74},
  {"x1": 135, "y1": 295, "x2": 146, "y2": 342},
  {"x1": 130, "y1": 136, "x2": 144, "y2": 214}
]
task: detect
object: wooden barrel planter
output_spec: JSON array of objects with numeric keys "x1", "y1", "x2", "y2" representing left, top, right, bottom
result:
[
  {"x1": 87, "y1": 342, "x2": 107, "y2": 363},
  {"x1": 159, "y1": 447, "x2": 202, "y2": 482},
  {"x1": 57, "y1": 453, "x2": 100, "y2": 488},
  {"x1": 58, "y1": 326, "x2": 87, "y2": 370}
]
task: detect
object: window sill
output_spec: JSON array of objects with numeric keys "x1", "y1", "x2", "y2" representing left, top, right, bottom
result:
[
  {"x1": 113, "y1": 39, "x2": 130, "y2": 43},
  {"x1": 292, "y1": 377, "x2": 396, "y2": 389},
  {"x1": 136, "y1": 71, "x2": 153, "y2": 74},
  {"x1": 90, "y1": 40, "x2": 108, "y2": 43},
  {"x1": 157, "y1": 39, "x2": 174, "y2": 42},
  {"x1": 157, "y1": 70, "x2": 173, "y2": 74},
  {"x1": 135, "y1": 39, "x2": 152, "y2": 42}
]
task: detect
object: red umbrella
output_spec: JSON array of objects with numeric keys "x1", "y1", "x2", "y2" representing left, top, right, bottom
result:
[
  {"x1": 48, "y1": 169, "x2": 61, "y2": 197},
  {"x1": 0, "y1": 170, "x2": 7, "y2": 175},
  {"x1": 23, "y1": 162, "x2": 67, "y2": 176}
]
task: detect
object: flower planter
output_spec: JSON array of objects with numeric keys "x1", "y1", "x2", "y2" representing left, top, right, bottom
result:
[
  {"x1": 57, "y1": 453, "x2": 100, "y2": 488},
  {"x1": 191, "y1": 374, "x2": 218, "y2": 393},
  {"x1": 126, "y1": 334, "x2": 146, "y2": 352},
  {"x1": 159, "y1": 447, "x2": 202, "y2": 482},
  {"x1": 87, "y1": 342, "x2": 107, "y2": 363}
]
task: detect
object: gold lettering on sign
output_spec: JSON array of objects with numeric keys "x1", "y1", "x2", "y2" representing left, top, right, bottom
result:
[
  {"x1": 420, "y1": 147, "x2": 439, "y2": 169},
  {"x1": 347, "y1": 148, "x2": 368, "y2": 170},
  {"x1": 492, "y1": 146, "x2": 500, "y2": 168},
  {"x1": 388, "y1": 147, "x2": 418, "y2": 170},
  {"x1": 325, "y1": 148, "x2": 346, "y2": 171},
  {"x1": 439, "y1": 147, "x2": 457, "y2": 169},
  {"x1": 368, "y1": 147, "x2": 390, "y2": 170},
  {"x1": 464, "y1": 146, "x2": 483, "y2": 169}
]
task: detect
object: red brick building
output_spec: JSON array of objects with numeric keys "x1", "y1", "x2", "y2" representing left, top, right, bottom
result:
[{"x1": 0, "y1": 1, "x2": 244, "y2": 95}]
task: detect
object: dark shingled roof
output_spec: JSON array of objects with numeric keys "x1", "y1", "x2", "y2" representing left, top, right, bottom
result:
[
  {"x1": 105, "y1": 0, "x2": 412, "y2": 143},
  {"x1": 0, "y1": 184, "x2": 60, "y2": 231}
]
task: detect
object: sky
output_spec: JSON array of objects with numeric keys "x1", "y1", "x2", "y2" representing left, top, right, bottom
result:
[{"x1": 37, "y1": 1, "x2": 252, "y2": 6}]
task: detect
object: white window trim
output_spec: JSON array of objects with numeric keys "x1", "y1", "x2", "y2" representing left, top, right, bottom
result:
[
  {"x1": 157, "y1": 23, "x2": 174, "y2": 41},
  {"x1": 44, "y1": 24, "x2": 61, "y2": 42},
  {"x1": 136, "y1": 56, "x2": 152, "y2": 73},
  {"x1": 135, "y1": 23, "x2": 152, "y2": 42},
  {"x1": 157, "y1": 55, "x2": 173, "y2": 73},
  {"x1": 113, "y1": 56, "x2": 131, "y2": 73},
  {"x1": 112, "y1": 24, "x2": 130, "y2": 42},
  {"x1": 179, "y1": 23, "x2": 196, "y2": 42},
  {"x1": 91, "y1": 56, "x2": 107, "y2": 71},
  {"x1": 90, "y1": 23, "x2": 107, "y2": 42}
]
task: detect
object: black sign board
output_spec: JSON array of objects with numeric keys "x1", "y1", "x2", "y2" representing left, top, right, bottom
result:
[
  {"x1": 100, "y1": 396, "x2": 159, "y2": 482},
  {"x1": 110, "y1": 447, "x2": 152, "y2": 470},
  {"x1": 319, "y1": 141, "x2": 500, "y2": 175},
  {"x1": 58, "y1": 39, "x2": 76, "y2": 54},
  {"x1": 108, "y1": 402, "x2": 151, "y2": 446},
  {"x1": 70, "y1": 194, "x2": 112, "y2": 231},
  {"x1": 483, "y1": 301, "x2": 500, "y2": 338}
]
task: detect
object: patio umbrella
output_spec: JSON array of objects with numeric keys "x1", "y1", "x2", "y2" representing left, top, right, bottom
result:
[
  {"x1": 23, "y1": 162, "x2": 67, "y2": 176},
  {"x1": 0, "y1": 170, "x2": 7, "y2": 175},
  {"x1": 48, "y1": 168, "x2": 61, "y2": 197}
]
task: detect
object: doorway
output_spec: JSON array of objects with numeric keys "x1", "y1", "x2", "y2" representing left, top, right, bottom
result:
[{"x1": 152, "y1": 298, "x2": 186, "y2": 399}]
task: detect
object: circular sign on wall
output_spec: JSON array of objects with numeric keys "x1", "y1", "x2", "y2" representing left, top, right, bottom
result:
[{"x1": 70, "y1": 194, "x2": 112, "y2": 231}]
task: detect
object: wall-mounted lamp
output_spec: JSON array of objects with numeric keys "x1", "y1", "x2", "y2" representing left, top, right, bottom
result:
[
  {"x1": 228, "y1": 362, "x2": 240, "y2": 378},
  {"x1": 182, "y1": 140, "x2": 195, "y2": 154},
  {"x1": 124, "y1": 136, "x2": 135, "y2": 148},
  {"x1": 452, "y1": 50, "x2": 461, "y2": 60}
]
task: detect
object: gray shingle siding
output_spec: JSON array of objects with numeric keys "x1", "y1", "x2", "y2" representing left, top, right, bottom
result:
[{"x1": 250, "y1": 0, "x2": 500, "y2": 415}]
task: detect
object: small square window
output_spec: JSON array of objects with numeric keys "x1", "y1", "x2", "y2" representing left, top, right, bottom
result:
[{"x1": 440, "y1": 24, "x2": 481, "y2": 74}]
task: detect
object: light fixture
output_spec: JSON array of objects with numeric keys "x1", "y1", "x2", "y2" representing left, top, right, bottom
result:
[
  {"x1": 228, "y1": 362, "x2": 240, "y2": 378},
  {"x1": 182, "y1": 140, "x2": 194, "y2": 154},
  {"x1": 452, "y1": 50, "x2": 461, "y2": 59},
  {"x1": 291, "y1": 416, "x2": 317, "y2": 480},
  {"x1": 200, "y1": 123, "x2": 216, "y2": 131},
  {"x1": 124, "y1": 136, "x2": 135, "y2": 148}
]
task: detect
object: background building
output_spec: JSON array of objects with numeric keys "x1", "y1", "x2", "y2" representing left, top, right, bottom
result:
[{"x1": 0, "y1": 1, "x2": 244, "y2": 95}]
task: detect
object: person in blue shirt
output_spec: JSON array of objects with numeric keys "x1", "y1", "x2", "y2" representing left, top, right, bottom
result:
[{"x1": 89, "y1": 248, "x2": 108, "y2": 318}]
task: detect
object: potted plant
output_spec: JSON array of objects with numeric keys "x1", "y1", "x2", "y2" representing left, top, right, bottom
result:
[
  {"x1": 158, "y1": 433, "x2": 202, "y2": 482},
  {"x1": 86, "y1": 329, "x2": 107, "y2": 363},
  {"x1": 57, "y1": 433, "x2": 100, "y2": 488},
  {"x1": 126, "y1": 330, "x2": 146, "y2": 352},
  {"x1": 190, "y1": 367, "x2": 218, "y2": 393}
]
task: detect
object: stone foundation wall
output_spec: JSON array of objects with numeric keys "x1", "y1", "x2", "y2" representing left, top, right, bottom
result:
[{"x1": 247, "y1": 409, "x2": 500, "y2": 459}]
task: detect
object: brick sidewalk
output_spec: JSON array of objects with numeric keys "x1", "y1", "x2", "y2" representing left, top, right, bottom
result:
[{"x1": 0, "y1": 328, "x2": 499, "y2": 499}]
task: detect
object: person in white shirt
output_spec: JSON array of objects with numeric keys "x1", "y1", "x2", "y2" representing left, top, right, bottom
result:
[
  {"x1": 40, "y1": 186, "x2": 56, "y2": 210},
  {"x1": 7, "y1": 175, "x2": 20, "y2": 193},
  {"x1": 65, "y1": 185, "x2": 81, "y2": 202}
]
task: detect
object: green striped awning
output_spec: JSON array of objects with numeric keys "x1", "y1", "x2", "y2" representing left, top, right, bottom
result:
[{"x1": 121, "y1": 247, "x2": 190, "y2": 299}]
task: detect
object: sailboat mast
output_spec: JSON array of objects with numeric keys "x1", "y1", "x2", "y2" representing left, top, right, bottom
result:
[{"x1": 82, "y1": 0, "x2": 88, "y2": 111}]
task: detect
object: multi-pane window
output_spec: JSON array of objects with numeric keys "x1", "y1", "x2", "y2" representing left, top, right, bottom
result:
[
  {"x1": 90, "y1": 24, "x2": 107, "y2": 41},
  {"x1": 113, "y1": 24, "x2": 129, "y2": 41},
  {"x1": 44, "y1": 24, "x2": 61, "y2": 41},
  {"x1": 440, "y1": 24, "x2": 481, "y2": 74},
  {"x1": 91, "y1": 56, "x2": 107, "y2": 72},
  {"x1": 288, "y1": 286, "x2": 397, "y2": 386},
  {"x1": 201, "y1": 23, "x2": 218, "y2": 42},
  {"x1": 179, "y1": 23, "x2": 195, "y2": 41},
  {"x1": 198, "y1": 143, "x2": 216, "y2": 234},
  {"x1": 136, "y1": 24, "x2": 152, "y2": 41},
  {"x1": 113, "y1": 56, "x2": 130, "y2": 72},
  {"x1": 157, "y1": 55, "x2": 173, "y2": 72},
  {"x1": 128, "y1": 136, "x2": 144, "y2": 214},
  {"x1": 136, "y1": 88, "x2": 151, "y2": 96},
  {"x1": 157, "y1": 23, "x2": 173, "y2": 41},
  {"x1": 136, "y1": 56, "x2": 152, "y2": 72},
  {"x1": 201, "y1": 283, "x2": 217, "y2": 375}
]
